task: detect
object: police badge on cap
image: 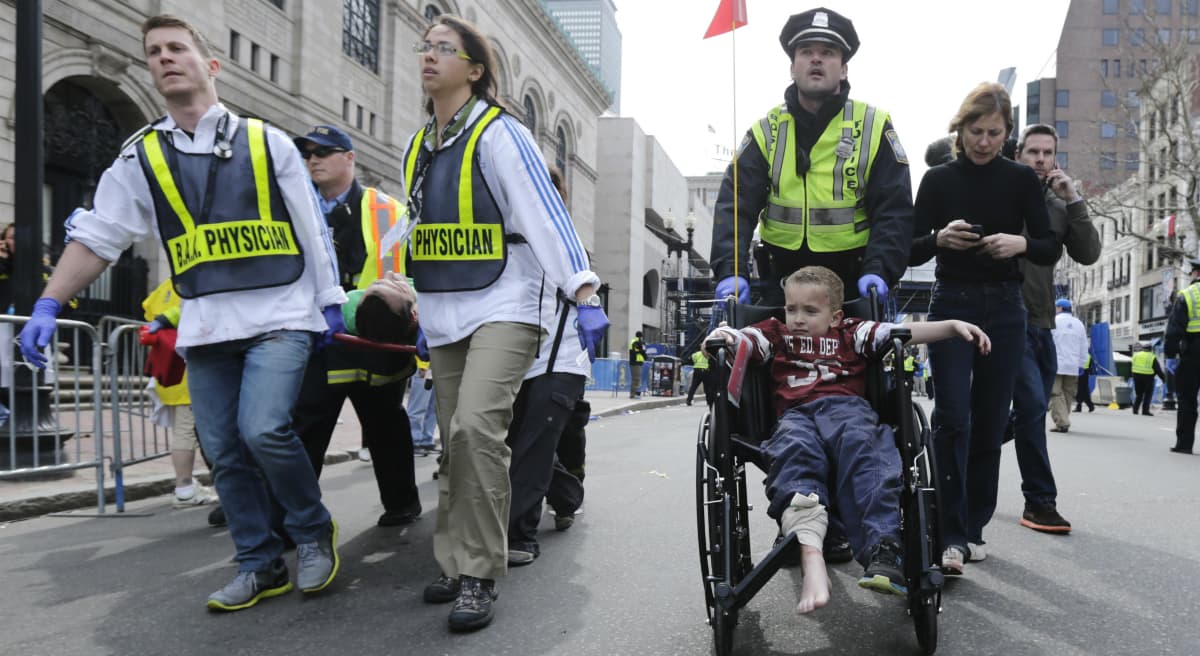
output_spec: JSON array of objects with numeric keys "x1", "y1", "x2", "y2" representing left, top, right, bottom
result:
[{"x1": 779, "y1": 7, "x2": 860, "y2": 60}]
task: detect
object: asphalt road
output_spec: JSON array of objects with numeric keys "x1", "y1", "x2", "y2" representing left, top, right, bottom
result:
[{"x1": 1, "y1": 401, "x2": 1198, "y2": 656}]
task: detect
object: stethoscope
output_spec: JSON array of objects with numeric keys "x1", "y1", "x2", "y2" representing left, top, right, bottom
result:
[{"x1": 211, "y1": 112, "x2": 233, "y2": 159}]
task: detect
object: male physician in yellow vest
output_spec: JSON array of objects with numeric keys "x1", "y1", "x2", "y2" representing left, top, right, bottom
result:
[
  {"x1": 290, "y1": 125, "x2": 421, "y2": 527},
  {"x1": 1164, "y1": 257, "x2": 1200, "y2": 454},
  {"x1": 710, "y1": 7, "x2": 913, "y2": 306},
  {"x1": 19, "y1": 15, "x2": 346, "y2": 611}
]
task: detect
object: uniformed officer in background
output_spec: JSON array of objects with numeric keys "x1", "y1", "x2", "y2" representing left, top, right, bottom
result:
[
  {"x1": 1164, "y1": 257, "x2": 1200, "y2": 454},
  {"x1": 709, "y1": 6, "x2": 913, "y2": 306}
]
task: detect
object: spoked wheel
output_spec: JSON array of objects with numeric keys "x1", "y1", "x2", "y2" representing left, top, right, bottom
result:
[{"x1": 902, "y1": 402, "x2": 942, "y2": 655}]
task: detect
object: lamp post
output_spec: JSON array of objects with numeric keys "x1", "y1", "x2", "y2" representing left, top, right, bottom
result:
[{"x1": 663, "y1": 211, "x2": 696, "y2": 352}]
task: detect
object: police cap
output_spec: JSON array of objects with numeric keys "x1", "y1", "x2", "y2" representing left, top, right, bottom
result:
[
  {"x1": 1188, "y1": 256, "x2": 1200, "y2": 270},
  {"x1": 294, "y1": 125, "x2": 354, "y2": 153},
  {"x1": 779, "y1": 8, "x2": 860, "y2": 61}
]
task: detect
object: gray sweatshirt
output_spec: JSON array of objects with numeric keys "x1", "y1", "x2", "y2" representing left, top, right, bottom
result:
[{"x1": 1020, "y1": 192, "x2": 1101, "y2": 330}]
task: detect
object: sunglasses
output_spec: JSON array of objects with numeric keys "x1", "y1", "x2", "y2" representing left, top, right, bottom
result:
[{"x1": 302, "y1": 146, "x2": 347, "y2": 160}]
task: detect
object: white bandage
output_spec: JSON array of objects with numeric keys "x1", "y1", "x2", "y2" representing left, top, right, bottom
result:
[{"x1": 780, "y1": 492, "x2": 828, "y2": 550}]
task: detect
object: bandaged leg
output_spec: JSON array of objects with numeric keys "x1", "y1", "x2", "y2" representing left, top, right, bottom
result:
[{"x1": 780, "y1": 492, "x2": 831, "y2": 614}]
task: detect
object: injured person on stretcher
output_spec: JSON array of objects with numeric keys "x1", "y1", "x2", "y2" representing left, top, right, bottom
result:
[{"x1": 707, "y1": 266, "x2": 990, "y2": 614}]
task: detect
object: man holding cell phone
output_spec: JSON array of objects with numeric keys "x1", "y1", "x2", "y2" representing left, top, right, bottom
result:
[{"x1": 1008, "y1": 124, "x2": 1100, "y2": 536}]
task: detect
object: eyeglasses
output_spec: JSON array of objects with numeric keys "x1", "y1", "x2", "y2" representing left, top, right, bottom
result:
[
  {"x1": 302, "y1": 146, "x2": 347, "y2": 160},
  {"x1": 413, "y1": 41, "x2": 472, "y2": 61}
]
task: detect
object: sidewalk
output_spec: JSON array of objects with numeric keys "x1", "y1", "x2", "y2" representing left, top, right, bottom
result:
[{"x1": 0, "y1": 388, "x2": 685, "y2": 521}]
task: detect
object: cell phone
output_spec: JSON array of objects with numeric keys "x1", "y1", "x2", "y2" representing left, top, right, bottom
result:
[{"x1": 968, "y1": 224, "x2": 984, "y2": 237}]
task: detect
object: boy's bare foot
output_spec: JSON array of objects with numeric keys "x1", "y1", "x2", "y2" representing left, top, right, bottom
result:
[{"x1": 796, "y1": 545, "x2": 831, "y2": 614}]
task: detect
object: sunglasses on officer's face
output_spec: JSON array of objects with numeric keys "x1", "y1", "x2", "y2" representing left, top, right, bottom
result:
[{"x1": 302, "y1": 146, "x2": 347, "y2": 160}]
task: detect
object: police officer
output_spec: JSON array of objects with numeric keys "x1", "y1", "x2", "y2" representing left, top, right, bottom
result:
[
  {"x1": 290, "y1": 125, "x2": 421, "y2": 527},
  {"x1": 686, "y1": 348, "x2": 714, "y2": 406},
  {"x1": 629, "y1": 331, "x2": 647, "y2": 398},
  {"x1": 710, "y1": 7, "x2": 913, "y2": 306},
  {"x1": 1164, "y1": 257, "x2": 1200, "y2": 454},
  {"x1": 1130, "y1": 342, "x2": 1165, "y2": 416}
]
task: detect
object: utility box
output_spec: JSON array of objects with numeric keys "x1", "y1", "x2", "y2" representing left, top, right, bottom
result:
[{"x1": 649, "y1": 355, "x2": 680, "y2": 396}]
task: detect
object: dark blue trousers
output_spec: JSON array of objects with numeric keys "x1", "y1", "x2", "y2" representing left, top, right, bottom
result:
[
  {"x1": 1010, "y1": 325, "x2": 1059, "y2": 511},
  {"x1": 762, "y1": 396, "x2": 901, "y2": 566},
  {"x1": 928, "y1": 281, "x2": 1027, "y2": 552}
]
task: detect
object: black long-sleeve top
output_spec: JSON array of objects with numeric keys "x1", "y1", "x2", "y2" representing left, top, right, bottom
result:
[
  {"x1": 909, "y1": 153, "x2": 1060, "y2": 282},
  {"x1": 709, "y1": 81, "x2": 914, "y2": 293}
]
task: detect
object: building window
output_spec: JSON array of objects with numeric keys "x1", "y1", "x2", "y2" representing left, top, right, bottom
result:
[
  {"x1": 1131, "y1": 0, "x2": 1145, "y2": 12},
  {"x1": 1102, "y1": 90, "x2": 1117, "y2": 107},
  {"x1": 555, "y1": 126, "x2": 569, "y2": 173},
  {"x1": 229, "y1": 31, "x2": 240, "y2": 63},
  {"x1": 369, "y1": 112, "x2": 376, "y2": 136},
  {"x1": 1057, "y1": 152, "x2": 1068, "y2": 170},
  {"x1": 342, "y1": 97, "x2": 351, "y2": 123},
  {"x1": 1103, "y1": 28, "x2": 1120, "y2": 45},
  {"x1": 1126, "y1": 152, "x2": 1141, "y2": 170},
  {"x1": 1056, "y1": 120, "x2": 1070, "y2": 139},
  {"x1": 424, "y1": 4, "x2": 442, "y2": 21},
  {"x1": 1156, "y1": 0, "x2": 1171, "y2": 12},
  {"x1": 1100, "y1": 152, "x2": 1117, "y2": 170},
  {"x1": 523, "y1": 95, "x2": 538, "y2": 135},
  {"x1": 1104, "y1": 0, "x2": 1119, "y2": 11},
  {"x1": 1056, "y1": 89, "x2": 1070, "y2": 107},
  {"x1": 250, "y1": 43, "x2": 261, "y2": 73},
  {"x1": 266, "y1": 0, "x2": 284, "y2": 8},
  {"x1": 1130, "y1": 29, "x2": 1146, "y2": 46},
  {"x1": 343, "y1": 0, "x2": 380, "y2": 74},
  {"x1": 1186, "y1": 0, "x2": 1199, "y2": 14},
  {"x1": 1183, "y1": 28, "x2": 1200, "y2": 42},
  {"x1": 356, "y1": 104, "x2": 364, "y2": 130},
  {"x1": 1127, "y1": 90, "x2": 1140, "y2": 108},
  {"x1": 1113, "y1": 59, "x2": 1121, "y2": 77},
  {"x1": 269, "y1": 54, "x2": 280, "y2": 83},
  {"x1": 1101, "y1": 123, "x2": 1117, "y2": 139}
]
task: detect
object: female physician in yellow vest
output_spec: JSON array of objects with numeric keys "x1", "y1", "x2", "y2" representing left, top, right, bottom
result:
[{"x1": 402, "y1": 15, "x2": 607, "y2": 632}]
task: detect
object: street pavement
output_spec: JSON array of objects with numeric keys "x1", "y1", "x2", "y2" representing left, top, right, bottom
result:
[{"x1": 1, "y1": 398, "x2": 1198, "y2": 655}]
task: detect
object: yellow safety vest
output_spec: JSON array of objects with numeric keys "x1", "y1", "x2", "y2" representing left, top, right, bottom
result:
[
  {"x1": 138, "y1": 118, "x2": 304, "y2": 298},
  {"x1": 750, "y1": 100, "x2": 889, "y2": 253},
  {"x1": 355, "y1": 188, "x2": 406, "y2": 288},
  {"x1": 630, "y1": 338, "x2": 645, "y2": 363},
  {"x1": 1131, "y1": 351, "x2": 1156, "y2": 375},
  {"x1": 142, "y1": 278, "x2": 189, "y2": 406},
  {"x1": 691, "y1": 350, "x2": 708, "y2": 370},
  {"x1": 904, "y1": 355, "x2": 915, "y2": 373},
  {"x1": 1183, "y1": 282, "x2": 1200, "y2": 333}
]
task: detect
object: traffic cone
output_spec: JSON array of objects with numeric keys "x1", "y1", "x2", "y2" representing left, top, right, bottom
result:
[{"x1": 1108, "y1": 401, "x2": 1120, "y2": 410}]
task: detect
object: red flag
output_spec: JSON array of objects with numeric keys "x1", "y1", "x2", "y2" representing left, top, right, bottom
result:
[{"x1": 703, "y1": 0, "x2": 747, "y2": 39}]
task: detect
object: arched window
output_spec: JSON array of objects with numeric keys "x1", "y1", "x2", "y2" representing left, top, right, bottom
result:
[
  {"x1": 555, "y1": 126, "x2": 568, "y2": 172},
  {"x1": 424, "y1": 4, "x2": 441, "y2": 21},
  {"x1": 643, "y1": 270, "x2": 660, "y2": 308},
  {"x1": 523, "y1": 95, "x2": 537, "y2": 135}
]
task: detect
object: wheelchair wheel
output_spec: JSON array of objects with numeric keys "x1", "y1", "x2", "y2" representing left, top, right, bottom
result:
[
  {"x1": 902, "y1": 402, "x2": 942, "y2": 655},
  {"x1": 696, "y1": 408, "x2": 750, "y2": 656}
]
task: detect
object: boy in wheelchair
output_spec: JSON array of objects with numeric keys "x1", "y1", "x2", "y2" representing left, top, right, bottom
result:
[{"x1": 709, "y1": 266, "x2": 989, "y2": 613}]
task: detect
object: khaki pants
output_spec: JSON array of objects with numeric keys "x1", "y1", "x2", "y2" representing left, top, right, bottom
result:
[
  {"x1": 430, "y1": 322, "x2": 540, "y2": 580},
  {"x1": 1049, "y1": 374, "x2": 1078, "y2": 429},
  {"x1": 170, "y1": 404, "x2": 198, "y2": 453}
]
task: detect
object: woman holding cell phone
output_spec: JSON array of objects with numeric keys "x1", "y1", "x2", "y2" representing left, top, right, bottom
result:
[{"x1": 908, "y1": 82, "x2": 1060, "y2": 577}]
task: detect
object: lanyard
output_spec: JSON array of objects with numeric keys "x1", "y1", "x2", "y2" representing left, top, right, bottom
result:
[
  {"x1": 163, "y1": 112, "x2": 233, "y2": 225},
  {"x1": 405, "y1": 98, "x2": 478, "y2": 223}
]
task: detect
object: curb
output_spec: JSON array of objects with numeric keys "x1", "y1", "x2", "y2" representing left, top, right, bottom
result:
[{"x1": 0, "y1": 399, "x2": 687, "y2": 523}]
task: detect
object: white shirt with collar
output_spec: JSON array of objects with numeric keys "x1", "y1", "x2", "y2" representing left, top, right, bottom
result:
[
  {"x1": 1052, "y1": 311, "x2": 1089, "y2": 375},
  {"x1": 402, "y1": 101, "x2": 600, "y2": 347},
  {"x1": 64, "y1": 104, "x2": 347, "y2": 349}
]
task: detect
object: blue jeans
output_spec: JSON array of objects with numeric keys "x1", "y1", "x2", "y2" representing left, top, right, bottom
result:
[
  {"x1": 187, "y1": 330, "x2": 331, "y2": 572},
  {"x1": 407, "y1": 375, "x2": 438, "y2": 447},
  {"x1": 763, "y1": 396, "x2": 901, "y2": 566},
  {"x1": 1010, "y1": 326, "x2": 1059, "y2": 510},
  {"x1": 927, "y1": 281, "x2": 1026, "y2": 551}
]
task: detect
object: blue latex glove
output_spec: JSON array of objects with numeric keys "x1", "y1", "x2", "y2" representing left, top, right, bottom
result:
[
  {"x1": 715, "y1": 276, "x2": 750, "y2": 304},
  {"x1": 146, "y1": 319, "x2": 164, "y2": 334},
  {"x1": 19, "y1": 298, "x2": 62, "y2": 369},
  {"x1": 857, "y1": 274, "x2": 888, "y2": 299},
  {"x1": 1167, "y1": 358, "x2": 1179, "y2": 375},
  {"x1": 319, "y1": 304, "x2": 345, "y2": 348},
  {"x1": 576, "y1": 304, "x2": 610, "y2": 363},
  {"x1": 415, "y1": 326, "x2": 429, "y2": 360}
]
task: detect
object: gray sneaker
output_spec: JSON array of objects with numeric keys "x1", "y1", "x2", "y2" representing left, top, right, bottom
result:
[
  {"x1": 206, "y1": 558, "x2": 292, "y2": 611},
  {"x1": 296, "y1": 519, "x2": 340, "y2": 593}
]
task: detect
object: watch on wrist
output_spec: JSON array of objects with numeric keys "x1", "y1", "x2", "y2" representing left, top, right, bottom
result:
[{"x1": 578, "y1": 293, "x2": 602, "y2": 308}]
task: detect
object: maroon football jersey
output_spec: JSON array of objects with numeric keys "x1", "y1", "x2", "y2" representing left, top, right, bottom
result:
[{"x1": 741, "y1": 317, "x2": 892, "y2": 417}]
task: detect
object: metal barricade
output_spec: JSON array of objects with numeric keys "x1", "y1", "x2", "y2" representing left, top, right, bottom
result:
[
  {"x1": 105, "y1": 321, "x2": 172, "y2": 512},
  {"x1": 0, "y1": 315, "x2": 107, "y2": 513}
]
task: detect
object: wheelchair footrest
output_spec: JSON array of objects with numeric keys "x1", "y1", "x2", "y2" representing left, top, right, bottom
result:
[{"x1": 716, "y1": 531, "x2": 802, "y2": 613}]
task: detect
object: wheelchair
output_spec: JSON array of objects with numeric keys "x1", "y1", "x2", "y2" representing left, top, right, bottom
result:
[{"x1": 695, "y1": 296, "x2": 943, "y2": 655}]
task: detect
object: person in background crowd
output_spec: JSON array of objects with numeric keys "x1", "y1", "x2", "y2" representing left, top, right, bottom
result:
[
  {"x1": 290, "y1": 124, "x2": 420, "y2": 528},
  {"x1": 686, "y1": 348, "x2": 715, "y2": 407},
  {"x1": 1008, "y1": 123, "x2": 1098, "y2": 538},
  {"x1": 19, "y1": 14, "x2": 346, "y2": 611},
  {"x1": 1130, "y1": 342, "x2": 1166, "y2": 417},
  {"x1": 1075, "y1": 349, "x2": 1096, "y2": 412},
  {"x1": 708, "y1": 7, "x2": 913, "y2": 307},
  {"x1": 408, "y1": 356, "x2": 438, "y2": 455},
  {"x1": 1049, "y1": 298, "x2": 1088, "y2": 434},
  {"x1": 402, "y1": 14, "x2": 607, "y2": 631},
  {"x1": 909, "y1": 82, "x2": 1059, "y2": 575}
]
